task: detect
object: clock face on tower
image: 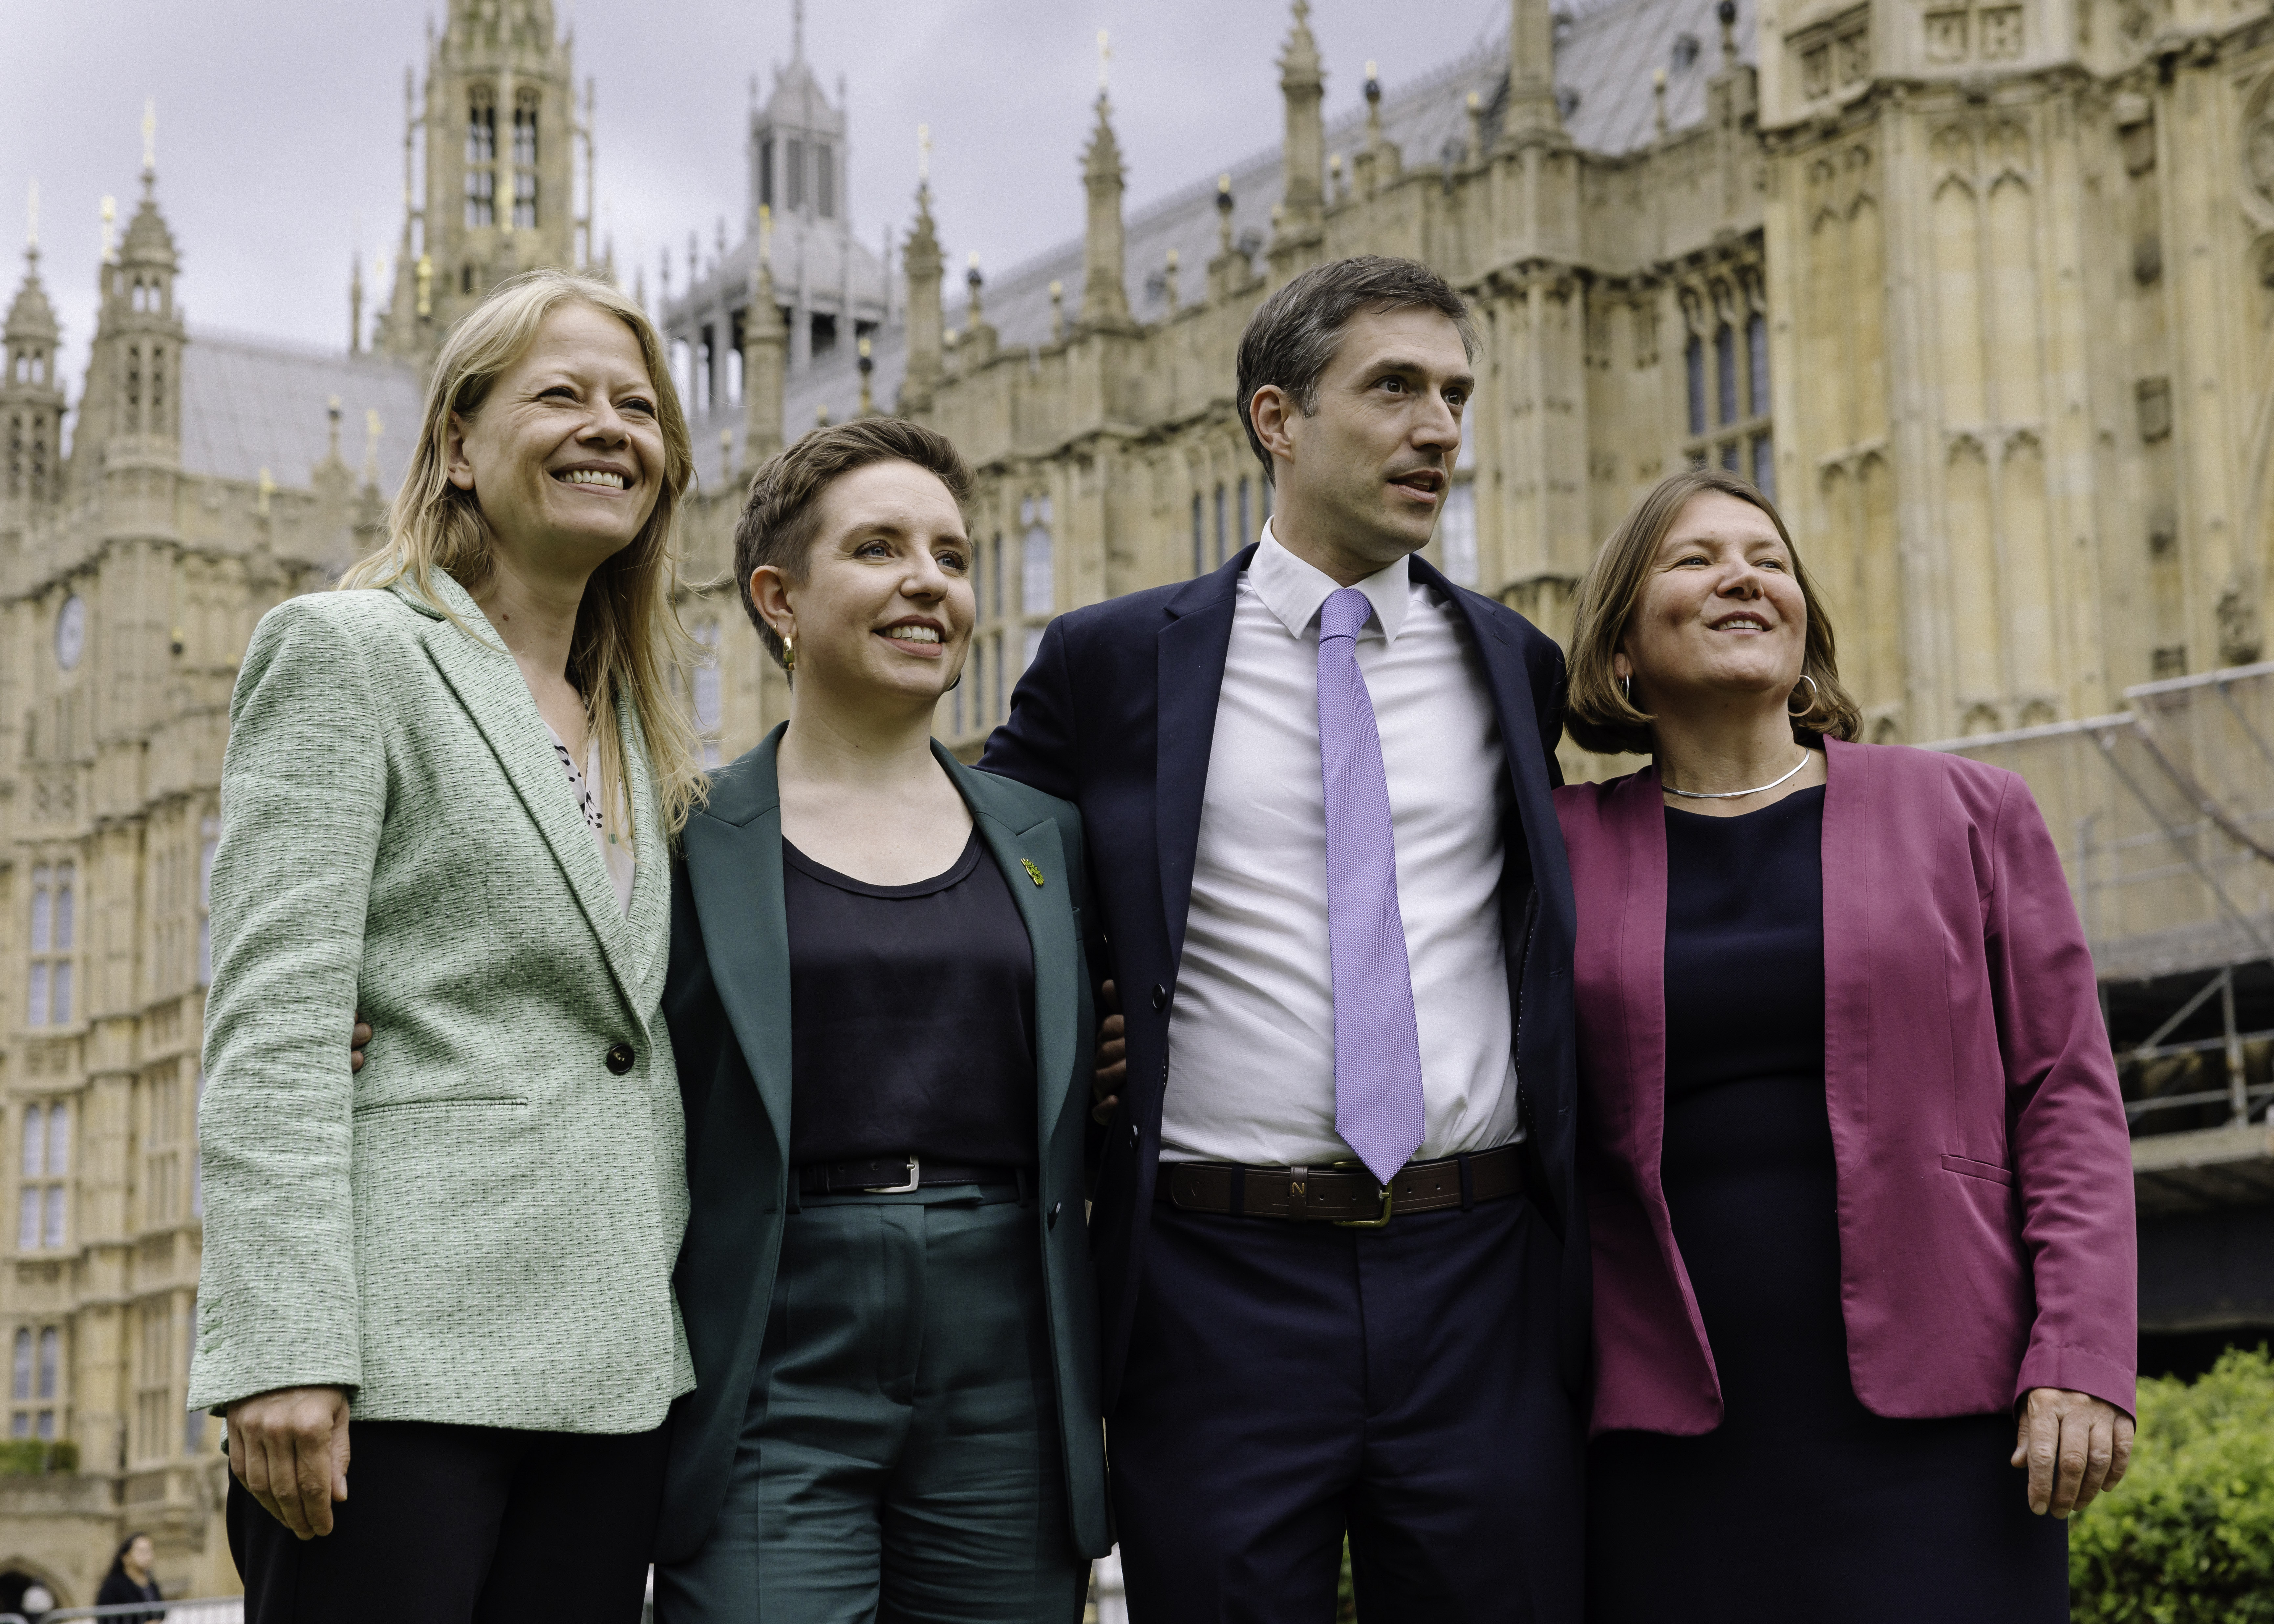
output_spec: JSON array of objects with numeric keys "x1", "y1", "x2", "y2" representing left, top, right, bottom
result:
[{"x1": 54, "y1": 596, "x2": 86, "y2": 672}]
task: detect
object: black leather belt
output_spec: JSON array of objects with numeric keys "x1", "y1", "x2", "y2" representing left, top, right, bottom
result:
[
  {"x1": 1155, "y1": 1143, "x2": 1526, "y2": 1227},
  {"x1": 798, "y1": 1156, "x2": 1024, "y2": 1196}
]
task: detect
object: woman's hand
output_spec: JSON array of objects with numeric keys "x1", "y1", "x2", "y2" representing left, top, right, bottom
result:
[
  {"x1": 227, "y1": 1384, "x2": 351, "y2": 1538},
  {"x1": 2013, "y1": 1386, "x2": 2133, "y2": 1516},
  {"x1": 1093, "y1": 980, "x2": 1126, "y2": 1125}
]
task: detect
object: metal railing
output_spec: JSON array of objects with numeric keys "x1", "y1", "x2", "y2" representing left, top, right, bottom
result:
[{"x1": 0, "y1": 1600, "x2": 242, "y2": 1624}]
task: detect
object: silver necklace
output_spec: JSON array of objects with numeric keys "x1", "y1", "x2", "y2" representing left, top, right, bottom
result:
[{"x1": 1662, "y1": 752, "x2": 1813, "y2": 801}]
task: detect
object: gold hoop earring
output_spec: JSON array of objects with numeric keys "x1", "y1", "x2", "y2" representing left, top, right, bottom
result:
[
  {"x1": 781, "y1": 633, "x2": 796, "y2": 676},
  {"x1": 1787, "y1": 672, "x2": 1819, "y2": 717}
]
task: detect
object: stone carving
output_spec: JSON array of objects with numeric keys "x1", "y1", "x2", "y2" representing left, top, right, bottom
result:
[
  {"x1": 1926, "y1": 9, "x2": 1970, "y2": 61},
  {"x1": 1981, "y1": 5, "x2": 2025, "y2": 57},
  {"x1": 2219, "y1": 576, "x2": 2263, "y2": 666},
  {"x1": 1803, "y1": 41, "x2": 1833, "y2": 97},
  {"x1": 2136, "y1": 376, "x2": 2172, "y2": 442},
  {"x1": 2246, "y1": 107, "x2": 2274, "y2": 210}
]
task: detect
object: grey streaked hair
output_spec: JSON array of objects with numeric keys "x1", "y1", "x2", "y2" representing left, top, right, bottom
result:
[{"x1": 1234, "y1": 255, "x2": 1479, "y2": 482}]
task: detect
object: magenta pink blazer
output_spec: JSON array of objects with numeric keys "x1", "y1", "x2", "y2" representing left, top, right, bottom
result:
[{"x1": 1554, "y1": 738, "x2": 2136, "y2": 1438}]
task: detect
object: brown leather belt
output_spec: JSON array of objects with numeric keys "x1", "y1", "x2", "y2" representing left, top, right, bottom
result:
[{"x1": 1155, "y1": 1142, "x2": 1525, "y2": 1227}]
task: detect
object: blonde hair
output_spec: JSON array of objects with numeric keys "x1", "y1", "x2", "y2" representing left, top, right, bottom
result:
[
  {"x1": 1564, "y1": 467, "x2": 1861, "y2": 756},
  {"x1": 342, "y1": 268, "x2": 707, "y2": 838}
]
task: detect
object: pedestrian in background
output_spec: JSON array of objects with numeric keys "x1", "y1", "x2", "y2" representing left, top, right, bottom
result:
[
  {"x1": 190, "y1": 267, "x2": 706, "y2": 1624},
  {"x1": 94, "y1": 1533, "x2": 163, "y2": 1623}
]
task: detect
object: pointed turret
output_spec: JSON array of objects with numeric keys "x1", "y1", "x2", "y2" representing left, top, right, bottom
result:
[
  {"x1": 1079, "y1": 93, "x2": 1132, "y2": 330},
  {"x1": 379, "y1": 0, "x2": 584, "y2": 361},
  {"x1": 1505, "y1": 0, "x2": 1566, "y2": 143},
  {"x1": 1276, "y1": 4, "x2": 1326, "y2": 241},
  {"x1": 741, "y1": 205, "x2": 786, "y2": 467},
  {"x1": 74, "y1": 113, "x2": 187, "y2": 480},
  {"x1": 898, "y1": 175, "x2": 944, "y2": 414},
  {"x1": 2, "y1": 195, "x2": 67, "y2": 511}
]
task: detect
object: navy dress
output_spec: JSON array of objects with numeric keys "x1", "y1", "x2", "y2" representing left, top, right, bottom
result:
[{"x1": 1585, "y1": 786, "x2": 2067, "y2": 1623}]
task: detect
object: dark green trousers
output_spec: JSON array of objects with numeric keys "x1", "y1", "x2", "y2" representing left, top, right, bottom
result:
[{"x1": 654, "y1": 1185, "x2": 1089, "y2": 1624}]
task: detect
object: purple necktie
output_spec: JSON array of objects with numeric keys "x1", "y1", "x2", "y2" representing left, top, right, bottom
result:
[{"x1": 1317, "y1": 586, "x2": 1427, "y2": 1187}]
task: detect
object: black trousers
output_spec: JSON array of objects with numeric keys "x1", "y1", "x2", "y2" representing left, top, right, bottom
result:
[
  {"x1": 228, "y1": 1417, "x2": 668, "y2": 1624},
  {"x1": 1109, "y1": 1193, "x2": 1583, "y2": 1624}
]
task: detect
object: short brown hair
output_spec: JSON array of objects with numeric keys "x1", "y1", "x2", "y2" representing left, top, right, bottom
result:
[
  {"x1": 732, "y1": 417, "x2": 975, "y2": 670},
  {"x1": 1564, "y1": 467, "x2": 1862, "y2": 756},
  {"x1": 1235, "y1": 256, "x2": 1478, "y2": 482}
]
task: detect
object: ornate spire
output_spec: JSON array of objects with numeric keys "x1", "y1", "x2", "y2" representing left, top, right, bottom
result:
[
  {"x1": 1079, "y1": 91, "x2": 1131, "y2": 329},
  {"x1": 898, "y1": 172, "x2": 944, "y2": 413},
  {"x1": 1276, "y1": 3, "x2": 1325, "y2": 240},
  {"x1": 1506, "y1": 0, "x2": 1567, "y2": 142},
  {"x1": 742, "y1": 205, "x2": 787, "y2": 465}
]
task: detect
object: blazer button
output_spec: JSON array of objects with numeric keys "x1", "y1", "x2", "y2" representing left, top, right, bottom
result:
[
  {"x1": 1128, "y1": 1121, "x2": 1141, "y2": 1147},
  {"x1": 1048, "y1": 1202, "x2": 1062, "y2": 1230},
  {"x1": 1151, "y1": 983, "x2": 1169, "y2": 1011},
  {"x1": 605, "y1": 1042, "x2": 635, "y2": 1075}
]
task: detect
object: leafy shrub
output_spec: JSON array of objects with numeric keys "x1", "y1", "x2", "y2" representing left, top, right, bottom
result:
[
  {"x1": 2071, "y1": 1345, "x2": 2274, "y2": 1623},
  {"x1": 0, "y1": 1439, "x2": 79, "y2": 1475}
]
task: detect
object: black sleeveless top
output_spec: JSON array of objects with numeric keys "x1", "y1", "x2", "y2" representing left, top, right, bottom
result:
[{"x1": 782, "y1": 831, "x2": 1038, "y2": 1168}]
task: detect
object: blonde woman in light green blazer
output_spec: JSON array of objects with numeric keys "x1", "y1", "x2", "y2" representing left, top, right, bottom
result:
[{"x1": 188, "y1": 270, "x2": 708, "y2": 1624}]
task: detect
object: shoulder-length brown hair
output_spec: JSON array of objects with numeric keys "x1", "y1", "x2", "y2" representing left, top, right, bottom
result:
[
  {"x1": 1564, "y1": 467, "x2": 1861, "y2": 756},
  {"x1": 341, "y1": 268, "x2": 706, "y2": 837}
]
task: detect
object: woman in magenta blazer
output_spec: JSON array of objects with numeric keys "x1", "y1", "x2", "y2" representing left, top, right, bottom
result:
[{"x1": 1555, "y1": 468, "x2": 2136, "y2": 1622}]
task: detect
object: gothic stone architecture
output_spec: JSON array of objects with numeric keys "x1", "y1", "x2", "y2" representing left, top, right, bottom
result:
[{"x1": 4, "y1": 0, "x2": 2274, "y2": 1600}]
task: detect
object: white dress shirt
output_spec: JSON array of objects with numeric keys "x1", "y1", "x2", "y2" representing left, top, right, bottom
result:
[{"x1": 1161, "y1": 524, "x2": 1521, "y2": 1168}]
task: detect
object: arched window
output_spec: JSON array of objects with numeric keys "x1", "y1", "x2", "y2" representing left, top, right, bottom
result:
[
  {"x1": 10, "y1": 1330, "x2": 28, "y2": 1401},
  {"x1": 816, "y1": 145, "x2": 836, "y2": 220},
  {"x1": 46, "y1": 1105, "x2": 67, "y2": 1181},
  {"x1": 1684, "y1": 333, "x2": 1705, "y2": 436},
  {"x1": 1715, "y1": 323, "x2": 1738, "y2": 425},
  {"x1": 1747, "y1": 312, "x2": 1769, "y2": 416},
  {"x1": 1751, "y1": 434, "x2": 1776, "y2": 501},
  {"x1": 786, "y1": 138, "x2": 807, "y2": 211},
  {"x1": 20, "y1": 1106, "x2": 40, "y2": 1181},
  {"x1": 36, "y1": 1328, "x2": 57, "y2": 1400}
]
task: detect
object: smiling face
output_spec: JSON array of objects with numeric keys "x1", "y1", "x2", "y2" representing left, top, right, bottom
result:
[
  {"x1": 445, "y1": 301, "x2": 665, "y2": 579},
  {"x1": 126, "y1": 1535, "x2": 153, "y2": 1574},
  {"x1": 1263, "y1": 305, "x2": 1472, "y2": 578},
  {"x1": 752, "y1": 459, "x2": 975, "y2": 712},
  {"x1": 1617, "y1": 490, "x2": 1808, "y2": 712}
]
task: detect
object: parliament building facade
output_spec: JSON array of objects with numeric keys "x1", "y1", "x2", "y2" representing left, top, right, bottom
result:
[{"x1": 3, "y1": 0, "x2": 2272, "y2": 1600}]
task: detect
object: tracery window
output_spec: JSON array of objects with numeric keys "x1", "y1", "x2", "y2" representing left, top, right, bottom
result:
[
  {"x1": 1715, "y1": 323, "x2": 1738, "y2": 425},
  {"x1": 816, "y1": 145, "x2": 836, "y2": 220},
  {"x1": 1684, "y1": 334, "x2": 1706, "y2": 436},
  {"x1": 512, "y1": 90, "x2": 541, "y2": 230},
  {"x1": 786, "y1": 139, "x2": 807, "y2": 211},
  {"x1": 1677, "y1": 269, "x2": 1773, "y2": 496},
  {"x1": 1191, "y1": 493, "x2": 1205, "y2": 576},
  {"x1": 26, "y1": 862, "x2": 74, "y2": 1027},
  {"x1": 18, "y1": 1101, "x2": 69, "y2": 1252},
  {"x1": 465, "y1": 87, "x2": 497, "y2": 229}
]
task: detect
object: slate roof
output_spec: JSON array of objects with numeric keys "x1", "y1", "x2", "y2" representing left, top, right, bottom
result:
[
  {"x1": 179, "y1": 331, "x2": 427, "y2": 496},
  {"x1": 681, "y1": 0, "x2": 1758, "y2": 493}
]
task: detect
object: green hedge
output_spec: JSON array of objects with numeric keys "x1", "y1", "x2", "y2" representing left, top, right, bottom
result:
[
  {"x1": 2072, "y1": 1345, "x2": 2274, "y2": 1623},
  {"x1": 0, "y1": 1439, "x2": 79, "y2": 1475}
]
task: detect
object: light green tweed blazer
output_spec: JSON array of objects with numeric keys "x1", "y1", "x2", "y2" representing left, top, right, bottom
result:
[{"x1": 188, "y1": 572, "x2": 695, "y2": 1433}]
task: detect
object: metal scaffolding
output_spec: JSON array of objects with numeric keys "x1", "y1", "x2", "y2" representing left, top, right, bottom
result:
[{"x1": 1926, "y1": 663, "x2": 2274, "y2": 1213}]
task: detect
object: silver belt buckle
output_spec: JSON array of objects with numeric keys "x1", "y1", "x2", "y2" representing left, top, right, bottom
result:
[{"x1": 864, "y1": 1156, "x2": 920, "y2": 1194}]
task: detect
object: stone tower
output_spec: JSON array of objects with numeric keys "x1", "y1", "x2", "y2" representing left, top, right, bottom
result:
[
  {"x1": 1, "y1": 228, "x2": 66, "y2": 516},
  {"x1": 376, "y1": 0, "x2": 591, "y2": 361}
]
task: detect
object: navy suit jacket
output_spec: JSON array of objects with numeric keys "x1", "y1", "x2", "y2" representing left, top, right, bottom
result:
[{"x1": 980, "y1": 544, "x2": 1587, "y2": 1411}]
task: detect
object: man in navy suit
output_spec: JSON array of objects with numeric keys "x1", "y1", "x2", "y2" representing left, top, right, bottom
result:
[{"x1": 981, "y1": 256, "x2": 1583, "y2": 1622}]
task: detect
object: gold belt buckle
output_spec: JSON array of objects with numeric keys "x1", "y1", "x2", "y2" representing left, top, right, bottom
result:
[
  {"x1": 1331, "y1": 1161, "x2": 1396, "y2": 1229},
  {"x1": 864, "y1": 1156, "x2": 920, "y2": 1193}
]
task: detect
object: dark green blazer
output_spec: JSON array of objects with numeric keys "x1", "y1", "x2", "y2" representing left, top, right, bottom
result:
[{"x1": 654, "y1": 726, "x2": 1111, "y2": 1565}]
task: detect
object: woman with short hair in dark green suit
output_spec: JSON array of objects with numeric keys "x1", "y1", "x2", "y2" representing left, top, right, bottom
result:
[{"x1": 652, "y1": 418, "x2": 1110, "y2": 1622}]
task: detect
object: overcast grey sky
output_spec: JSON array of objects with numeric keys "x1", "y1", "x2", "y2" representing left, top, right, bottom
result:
[{"x1": 2, "y1": 0, "x2": 1508, "y2": 399}]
